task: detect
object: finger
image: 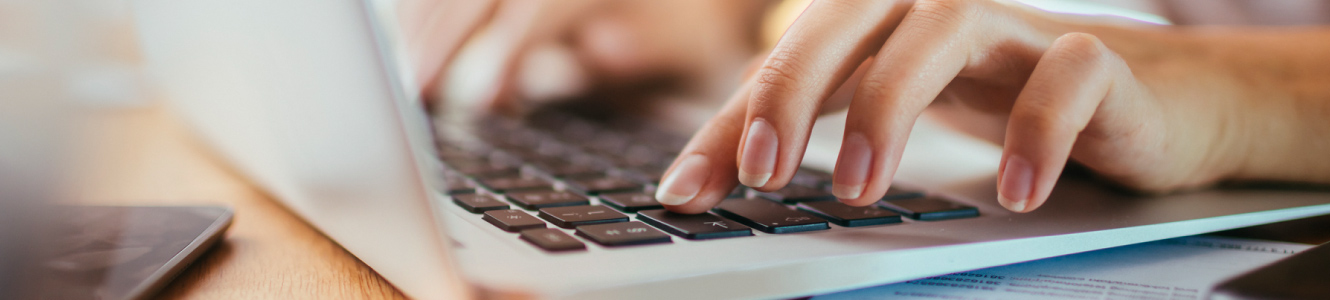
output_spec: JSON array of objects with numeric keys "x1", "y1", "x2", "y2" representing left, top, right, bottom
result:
[
  {"x1": 737, "y1": 0, "x2": 911, "y2": 191},
  {"x1": 430, "y1": 0, "x2": 605, "y2": 112},
  {"x1": 832, "y1": 0, "x2": 986, "y2": 206},
  {"x1": 999, "y1": 32, "x2": 1141, "y2": 212},
  {"x1": 657, "y1": 81, "x2": 753, "y2": 214},
  {"x1": 476, "y1": 0, "x2": 608, "y2": 112},
  {"x1": 400, "y1": 0, "x2": 497, "y2": 94}
]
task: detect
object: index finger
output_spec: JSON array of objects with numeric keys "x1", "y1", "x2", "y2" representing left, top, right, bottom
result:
[{"x1": 736, "y1": 0, "x2": 912, "y2": 191}]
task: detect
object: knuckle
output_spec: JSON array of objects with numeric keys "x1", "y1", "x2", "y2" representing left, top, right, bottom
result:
[
  {"x1": 1013, "y1": 101, "x2": 1081, "y2": 135},
  {"x1": 909, "y1": 0, "x2": 974, "y2": 28},
  {"x1": 853, "y1": 73, "x2": 894, "y2": 104},
  {"x1": 1047, "y1": 33, "x2": 1110, "y2": 69},
  {"x1": 751, "y1": 46, "x2": 810, "y2": 106}
]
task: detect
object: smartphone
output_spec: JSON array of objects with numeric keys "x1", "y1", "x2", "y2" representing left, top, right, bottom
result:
[
  {"x1": 1209, "y1": 241, "x2": 1330, "y2": 300},
  {"x1": 43, "y1": 206, "x2": 233, "y2": 300}
]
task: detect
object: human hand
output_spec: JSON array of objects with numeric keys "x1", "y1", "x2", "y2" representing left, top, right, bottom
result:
[
  {"x1": 398, "y1": 0, "x2": 601, "y2": 112},
  {"x1": 399, "y1": 0, "x2": 763, "y2": 114},
  {"x1": 654, "y1": 0, "x2": 1280, "y2": 214}
]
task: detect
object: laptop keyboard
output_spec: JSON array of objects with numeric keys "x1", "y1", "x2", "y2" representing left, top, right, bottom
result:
[{"x1": 433, "y1": 112, "x2": 979, "y2": 252}]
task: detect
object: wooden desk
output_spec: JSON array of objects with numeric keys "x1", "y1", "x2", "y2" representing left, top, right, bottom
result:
[{"x1": 74, "y1": 105, "x2": 407, "y2": 299}]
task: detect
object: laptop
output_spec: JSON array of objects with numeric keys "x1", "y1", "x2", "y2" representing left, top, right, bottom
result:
[{"x1": 130, "y1": 0, "x2": 1330, "y2": 299}]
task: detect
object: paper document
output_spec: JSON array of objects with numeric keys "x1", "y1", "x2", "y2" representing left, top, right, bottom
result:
[{"x1": 814, "y1": 236, "x2": 1311, "y2": 300}]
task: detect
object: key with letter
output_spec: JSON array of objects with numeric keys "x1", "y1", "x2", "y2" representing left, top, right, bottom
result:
[
  {"x1": 519, "y1": 228, "x2": 586, "y2": 252},
  {"x1": 506, "y1": 189, "x2": 590, "y2": 210},
  {"x1": 598, "y1": 192, "x2": 665, "y2": 212},
  {"x1": 575, "y1": 222, "x2": 672, "y2": 247},
  {"x1": 537, "y1": 206, "x2": 629, "y2": 229},
  {"x1": 565, "y1": 176, "x2": 642, "y2": 195},
  {"x1": 713, "y1": 198, "x2": 829, "y2": 234},
  {"x1": 880, "y1": 196, "x2": 979, "y2": 221},
  {"x1": 798, "y1": 201, "x2": 902, "y2": 227},
  {"x1": 637, "y1": 210, "x2": 752, "y2": 240},
  {"x1": 482, "y1": 209, "x2": 547, "y2": 232},
  {"x1": 452, "y1": 194, "x2": 509, "y2": 213},
  {"x1": 754, "y1": 185, "x2": 837, "y2": 204}
]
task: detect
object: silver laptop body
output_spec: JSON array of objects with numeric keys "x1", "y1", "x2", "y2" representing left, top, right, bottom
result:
[{"x1": 132, "y1": 0, "x2": 1330, "y2": 299}]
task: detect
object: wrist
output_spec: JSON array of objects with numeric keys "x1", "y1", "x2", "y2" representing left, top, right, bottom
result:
[{"x1": 1205, "y1": 29, "x2": 1330, "y2": 185}]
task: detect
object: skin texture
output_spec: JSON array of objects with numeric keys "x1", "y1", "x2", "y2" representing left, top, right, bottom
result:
[{"x1": 655, "y1": 0, "x2": 1330, "y2": 214}]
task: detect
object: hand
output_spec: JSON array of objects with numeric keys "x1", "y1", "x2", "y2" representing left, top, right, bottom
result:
[
  {"x1": 399, "y1": 0, "x2": 764, "y2": 114},
  {"x1": 398, "y1": 0, "x2": 602, "y2": 112},
  {"x1": 653, "y1": 0, "x2": 1319, "y2": 214}
]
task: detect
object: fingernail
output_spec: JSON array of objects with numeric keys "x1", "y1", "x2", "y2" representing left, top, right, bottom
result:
[
  {"x1": 999, "y1": 155, "x2": 1034, "y2": 212},
  {"x1": 832, "y1": 132, "x2": 872, "y2": 200},
  {"x1": 655, "y1": 154, "x2": 711, "y2": 205},
  {"x1": 738, "y1": 118, "x2": 778, "y2": 187}
]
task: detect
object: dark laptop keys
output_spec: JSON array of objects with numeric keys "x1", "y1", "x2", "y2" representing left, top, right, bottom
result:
[
  {"x1": 754, "y1": 185, "x2": 837, "y2": 204},
  {"x1": 450, "y1": 160, "x2": 521, "y2": 178},
  {"x1": 882, "y1": 186, "x2": 926, "y2": 200},
  {"x1": 530, "y1": 158, "x2": 605, "y2": 178},
  {"x1": 576, "y1": 221, "x2": 672, "y2": 247},
  {"x1": 519, "y1": 228, "x2": 586, "y2": 252},
  {"x1": 880, "y1": 196, "x2": 980, "y2": 221},
  {"x1": 798, "y1": 201, "x2": 902, "y2": 227},
  {"x1": 483, "y1": 209, "x2": 547, "y2": 232},
  {"x1": 714, "y1": 198, "x2": 829, "y2": 234},
  {"x1": 565, "y1": 176, "x2": 642, "y2": 194},
  {"x1": 537, "y1": 206, "x2": 629, "y2": 229},
  {"x1": 636, "y1": 210, "x2": 753, "y2": 240},
  {"x1": 506, "y1": 189, "x2": 591, "y2": 210},
  {"x1": 625, "y1": 165, "x2": 666, "y2": 184},
  {"x1": 478, "y1": 175, "x2": 553, "y2": 192},
  {"x1": 598, "y1": 192, "x2": 665, "y2": 212},
  {"x1": 452, "y1": 194, "x2": 509, "y2": 213}
]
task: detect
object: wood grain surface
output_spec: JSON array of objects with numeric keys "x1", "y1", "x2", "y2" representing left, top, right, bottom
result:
[{"x1": 73, "y1": 105, "x2": 408, "y2": 300}]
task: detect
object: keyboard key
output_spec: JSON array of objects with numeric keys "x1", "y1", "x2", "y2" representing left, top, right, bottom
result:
[
  {"x1": 599, "y1": 192, "x2": 665, "y2": 212},
  {"x1": 754, "y1": 185, "x2": 837, "y2": 204},
  {"x1": 586, "y1": 132, "x2": 632, "y2": 154},
  {"x1": 798, "y1": 201, "x2": 902, "y2": 227},
  {"x1": 519, "y1": 228, "x2": 586, "y2": 252},
  {"x1": 637, "y1": 210, "x2": 753, "y2": 240},
  {"x1": 482, "y1": 210, "x2": 547, "y2": 232},
  {"x1": 452, "y1": 194, "x2": 509, "y2": 213},
  {"x1": 450, "y1": 160, "x2": 520, "y2": 178},
  {"x1": 506, "y1": 190, "x2": 590, "y2": 210},
  {"x1": 713, "y1": 198, "x2": 829, "y2": 234},
  {"x1": 575, "y1": 222, "x2": 672, "y2": 247},
  {"x1": 608, "y1": 145, "x2": 664, "y2": 168},
  {"x1": 538, "y1": 206, "x2": 629, "y2": 229},
  {"x1": 729, "y1": 186, "x2": 748, "y2": 198},
  {"x1": 566, "y1": 176, "x2": 642, "y2": 194},
  {"x1": 882, "y1": 186, "x2": 926, "y2": 200},
  {"x1": 478, "y1": 175, "x2": 553, "y2": 192},
  {"x1": 790, "y1": 168, "x2": 833, "y2": 188},
  {"x1": 440, "y1": 174, "x2": 477, "y2": 194},
  {"x1": 625, "y1": 165, "x2": 667, "y2": 184},
  {"x1": 532, "y1": 160, "x2": 605, "y2": 178},
  {"x1": 880, "y1": 196, "x2": 979, "y2": 221}
]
